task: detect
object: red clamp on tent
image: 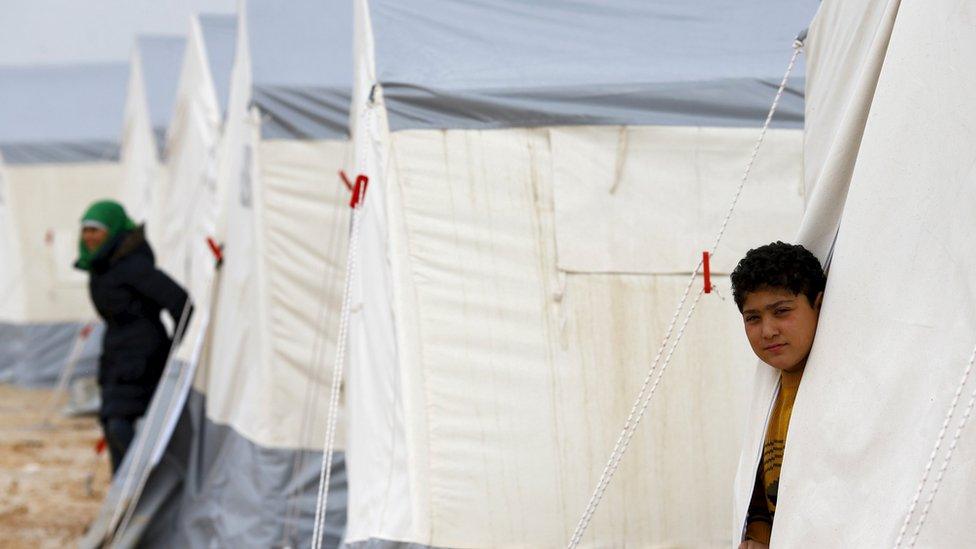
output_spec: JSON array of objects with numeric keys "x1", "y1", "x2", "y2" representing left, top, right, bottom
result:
[
  {"x1": 207, "y1": 237, "x2": 224, "y2": 266},
  {"x1": 80, "y1": 322, "x2": 95, "y2": 339},
  {"x1": 95, "y1": 437, "x2": 107, "y2": 454},
  {"x1": 350, "y1": 174, "x2": 369, "y2": 208},
  {"x1": 702, "y1": 251, "x2": 712, "y2": 294}
]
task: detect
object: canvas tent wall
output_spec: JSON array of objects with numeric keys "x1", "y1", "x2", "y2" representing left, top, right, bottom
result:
[
  {"x1": 345, "y1": 0, "x2": 818, "y2": 547},
  {"x1": 81, "y1": 1, "x2": 352, "y2": 547},
  {"x1": 0, "y1": 63, "x2": 126, "y2": 386},
  {"x1": 732, "y1": 0, "x2": 976, "y2": 546},
  {"x1": 148, "y1": 13, "x2": 235, "y2": 305},
  {"x1": 120, "y1": 36, "x2": 186, "y2": 224},
  {"x1": 191, "y1": 1, "x2": 352, "y2": 542},
  {"x1": 194, "y1": 1, "x2": 353, "y2": 542}
]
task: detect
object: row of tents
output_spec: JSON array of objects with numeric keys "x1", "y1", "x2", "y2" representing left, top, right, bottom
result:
[{"x1": 0, "y1": 0, "x2": 973, "y2": 546}]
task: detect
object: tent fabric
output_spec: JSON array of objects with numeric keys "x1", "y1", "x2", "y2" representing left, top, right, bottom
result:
[
  {"x1": 0, "y1": 141, "x2": 119, "y2": 165},
  {"x1": 551, "y1": 125, "x2": 804, "y2": 274},
  {"x1": 90, "y1": 1, "x2": 354, "y2": 544},
  {"x1": 0, "y1": 321, "x2": 101, "y2": 386},
  {"x1": 157, "y1": 391, "x2": 347, "y2": 549},
  {"x1": 101, "y1": 125, "x2": 352, "y2": 549},
  {"x1": 0, "y1": 69, "x2": 124, "y2": 387},
  {"x1": 0, "y1": 161, "x2": 121, "y2": 323},
  {"x1": 181, "y1": 4, "x2": 352, "y2": 541},
  {"x1": 79, "y1": 351, "x2": 202, "y2": 549},
  {"x1": 730, "y1": 0, "x2": 899, "y2": 538},
  {"x1": 247, "y1": 0, "x2": 352, "y2": 139},
  {"x1": 368, "y1": 0, "x2": 816, "y2": 132},
  {"x1": 346, "y1": 0, "x2": 816, "y2": 545},
  {"x1": 345, "y1": 541, "x2": 444, "y2": 549},
  {"x1": 84, "y1": 12, "x2": 245, "y2": 542},
  {"x1": 120, "y1": 35, "x2": 185, "y2": 221},
  {"x1": 150, "y1": 13, "x2": 236, "y2": 300},
  {"x1": 198, "y1": 14, "x2": 237, "y2": 115},
  {"x1": 345, "y1": 122, "x2": 770, "y2": 547},
  {"x1": 137, "y1": 36, "x2": 188, "y2": 157},
  {"x1": 138, "y1": 37, "x2": 187, "y2": 134},
  {"x1": 202, "y1": 137, "x2": 350, "y2": 450},
  {"x1": 0, "y1": 154, "x2": 20, "y2": 320},
  {"x1": 80, "y1": 386, "x2": 348, "y2": 549},
  {"x1": 120, "y1": 43, "x2": 156, "y2": 221},
  {"x1": 252, "y1": 87, "x2": 352, "y2": 140},
  {"x1": 0, "y1": 64, "x2": 127, "y2": 164},
  {"x1": 731, "y1": 0, "x2": 976, "y2": 546}
]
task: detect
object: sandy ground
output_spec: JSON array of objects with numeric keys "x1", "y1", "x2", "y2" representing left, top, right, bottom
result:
[{"x1": 0, "y1": 383, "x2": 110, "y2": 548}]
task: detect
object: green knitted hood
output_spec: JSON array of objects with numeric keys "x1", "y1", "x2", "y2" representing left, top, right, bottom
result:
[{"x1": 75, "y1": 200, "x2": 136, "y2": 271}]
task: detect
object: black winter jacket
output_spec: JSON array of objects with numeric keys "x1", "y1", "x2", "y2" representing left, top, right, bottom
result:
[{"x1": 87, "y1": 226, "x2": 191, "y2": 418}]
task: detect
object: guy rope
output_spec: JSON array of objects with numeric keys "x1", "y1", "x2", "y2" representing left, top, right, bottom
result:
[
  {"x1": 278, "y1": 149, "x2": 354, "y2": 549},
  {"x1": 310, "y1": 95, "x2": 378, "y2": 549},
  {"x1": 893, "y1": 341, "x2": 976, "y2": 548}
]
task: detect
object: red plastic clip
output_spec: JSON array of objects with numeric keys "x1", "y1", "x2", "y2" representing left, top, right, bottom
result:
[
  {"x1": 703, "y1": 251, "x2": 712, "y2": 294},
  {"x1": 206, "y1": 237, "x2": 224, "y2": 265},
  {"x1": 350, "y1": 175, "x2": 369, "y2": 208},
  {"x1": 80, "y1": 323, "x2": 94, "y2": 339},
  {"x1": 339, "y1": 170, "x2": 354, "y2": 192},
  {"x1": 95, "y1": 437, "x2": 107, "y2": 454}
]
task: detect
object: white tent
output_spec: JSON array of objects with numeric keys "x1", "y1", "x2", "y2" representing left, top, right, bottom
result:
[
  {"x1": 82, "y1": 0, "x2": 352, "y2": 546},
  {"x1": 149, "y1": 13, "x2": 236, "y2": 304},
  {"x1": 119, "y1": 35, "x2": 186, "y2": 224},
  {"x1": 190, "y1": 0, "x2": 352, "y2": 543},
  {"x1": 0, "y1": 63, "x2": 127, "y2": 385},
  {"x1": 345, "y1": 0, "x2": 817, "y2": 547},
  {"x1": 733, "y1": 0, "x2": 976, "y2": 546}
]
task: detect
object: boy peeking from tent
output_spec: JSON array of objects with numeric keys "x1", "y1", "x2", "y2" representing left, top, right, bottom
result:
[{"x1": 731, "y1": 242, "x2": 826, "y2": 548}]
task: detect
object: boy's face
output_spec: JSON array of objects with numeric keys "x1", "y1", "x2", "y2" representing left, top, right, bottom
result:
[{"x1": 741, "y1": 287, "x2": 823, "y2": 373}]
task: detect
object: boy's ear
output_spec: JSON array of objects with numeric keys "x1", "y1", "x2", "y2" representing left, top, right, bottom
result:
[{"x1": 813, "y1": 291, "x2": 824, "y2": 310}]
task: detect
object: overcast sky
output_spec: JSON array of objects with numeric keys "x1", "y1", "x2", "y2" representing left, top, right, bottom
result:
[{"x1": 0, "y1": 0, "x2": 235, "y2": 66}]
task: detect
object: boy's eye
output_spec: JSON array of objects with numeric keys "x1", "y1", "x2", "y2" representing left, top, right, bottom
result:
[
  {"x1": 774, "y1": 308, "x2": 792, "y2": 316},
  {"x1": 744, "y1": 315, "x2": 759, "y2": 324}
]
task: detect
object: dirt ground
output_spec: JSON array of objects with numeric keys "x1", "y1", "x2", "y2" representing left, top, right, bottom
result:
[{"x1": 0, "y1": 383, "x2": 110, "y2": 548}]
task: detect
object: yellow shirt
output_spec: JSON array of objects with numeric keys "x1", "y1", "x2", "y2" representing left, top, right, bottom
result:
[{"x1": 744, "y1": 370, "x2": 803, "y2": 544}]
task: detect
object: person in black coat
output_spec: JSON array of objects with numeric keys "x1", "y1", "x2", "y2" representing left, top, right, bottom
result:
[{"x1": 74, "y1": 200, "x2": 192, "y2": 473}]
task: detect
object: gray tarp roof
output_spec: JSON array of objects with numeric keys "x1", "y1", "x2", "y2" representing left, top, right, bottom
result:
[
  {"x1": 248, "y1": 0, "x2": 352, "y2": 139},
  {"x1": 368, "y1": 0, "x2": 819, "y2": 131},
  {"x1": 198, "y1": 14, "x2": 237, "y2": 116},
  {"x1": 0, "y1": 63, "x2": 127, "y2": 164},
  {"x1": 135, "y1": 35, "x2": 186, "y2": 151}
]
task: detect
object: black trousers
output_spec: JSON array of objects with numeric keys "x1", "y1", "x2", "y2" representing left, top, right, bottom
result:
[{"x1": 100, "y1": 415, "x2": 137, "y2": 474}]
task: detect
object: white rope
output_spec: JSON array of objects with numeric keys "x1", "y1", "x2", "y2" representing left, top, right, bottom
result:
[
  {"x1": 566, "y1": 40, "x2": 803, "y2": 548},
  {"x1": 310, "y1": 206, "x2": 361, "y2": 549},
  {"x1": 311, "y1": 101, "x2": 375, "y2": 549},
  {"x1": 280, "y1": 155, "x2": 351, "y2": 547},
  {"x1": 893, "y1": 341, "x2": 976, "y2": 548},
  {"x1": 281, "y1": 303, "x2": 331, "y2": 546}
]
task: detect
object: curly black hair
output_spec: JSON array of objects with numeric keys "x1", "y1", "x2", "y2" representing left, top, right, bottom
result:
[{"x1": 730, "y1": 241, "x2": 826, "y2": 311}]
